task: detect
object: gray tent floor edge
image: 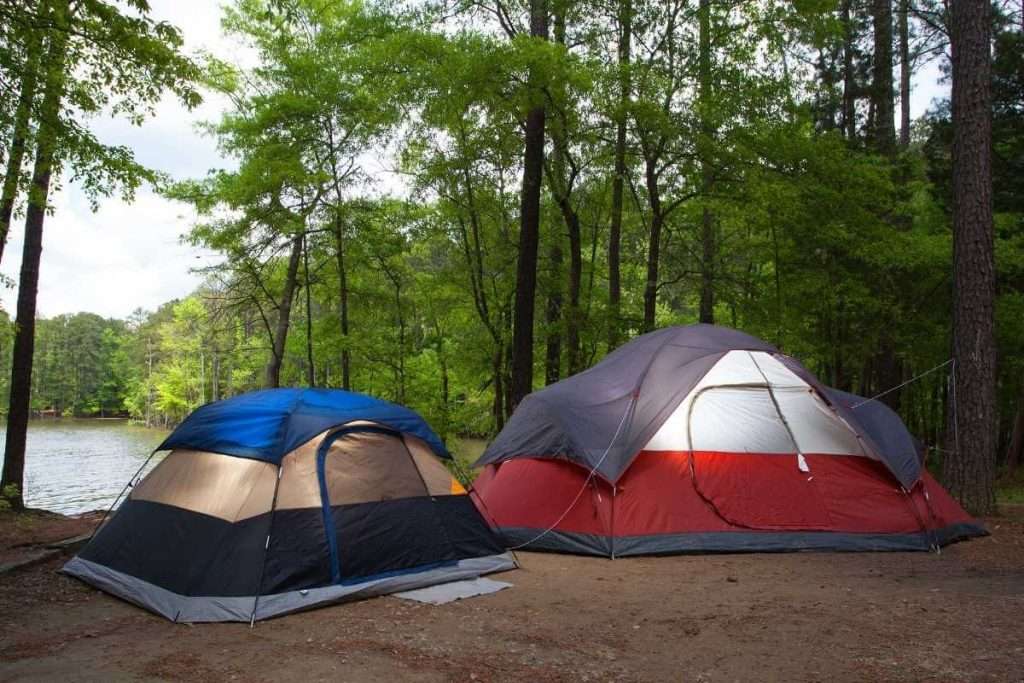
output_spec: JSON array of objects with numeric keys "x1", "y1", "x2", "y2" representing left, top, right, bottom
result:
[
  {"x1": 62, "y1": 554, "x2": 516, "y2": 623},
  {"x1": 498, "y1": 523, "x2": 987, "y2": 557}
]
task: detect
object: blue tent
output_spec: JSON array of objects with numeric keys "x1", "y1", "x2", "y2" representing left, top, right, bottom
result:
[
  {"x1": 158, "y1": 388, "x2": 450, "y2": 463},
  {"x1": 65, "y1": 388, "x2": 513, "y2": 622}
]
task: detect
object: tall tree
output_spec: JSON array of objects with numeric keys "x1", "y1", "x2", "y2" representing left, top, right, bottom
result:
[
  {"x1": 545, "y1": 5, "x2": 584, "y2": 376},
  {"x1": 543, "y1": 234, "x2": 563, "y2": 384},
  {"x1": 871, "y1": 0, "x2": 896, "y2": 152},
  {"x1": 333, "y1": 209, "x2": 352, "y2": 390},
  {"x1": 2, "y1": 0, "x2": 68, "y2": 509},
  {"x1": 898, "y1": 0, "x2": 911, "y2": 146},
  {"x1": 944, "y1": 0, "x2": 996, "y2": 514},
  {"x1": 841, "y1": 0, "x2": 859, "y2": 140},
  {"x1": 510, "y1": 0, "x2": 550, "y2": 409},
  {"x1": 607, "y1": 0, "x2": 632, "y2": 348},
  {"x1": 697, "y1": 0, "x2": 715, "y2": 324},
  {"x1": 264, "y1": 232, "x2": 303, "y2": 388},
  {"x1": 1, "y1": 0, "x2": 198, "y2": 508},
  {"x1": 0, "y1": 0, "x2": 43, "y2": 267}
]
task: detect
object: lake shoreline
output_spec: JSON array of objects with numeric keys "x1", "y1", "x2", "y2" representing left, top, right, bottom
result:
[{"x1": 0, "y1": 507, "x2": 103, "y2": 571}]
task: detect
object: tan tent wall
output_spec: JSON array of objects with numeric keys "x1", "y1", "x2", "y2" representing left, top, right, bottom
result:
[
  {"x1": 130, "y1": 449, "x2": 277, "y2": 522},
  {"x1": 133, "y1": 423, "x2": 467, "y2": 524}
]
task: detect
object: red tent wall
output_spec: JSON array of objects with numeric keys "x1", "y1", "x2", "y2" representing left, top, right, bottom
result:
[{"x1": 471, "y1": 451, "x2": 981, "y2": 556}]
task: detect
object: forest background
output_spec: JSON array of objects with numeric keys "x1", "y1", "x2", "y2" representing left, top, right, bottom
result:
[{"x1": 0, "y1": 0, "x2": 1021, "y2": 508}]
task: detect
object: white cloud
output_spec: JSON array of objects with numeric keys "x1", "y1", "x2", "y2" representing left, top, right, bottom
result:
[
  {"x1": 0, "y1": 0, "x2": 235, "y2": 319},
  {"x1": 910, "y1": 57, "x2": 949, "y2": 119},
  {"x1": 1, "y1": 188, "x2": 221, "y2": 319}
]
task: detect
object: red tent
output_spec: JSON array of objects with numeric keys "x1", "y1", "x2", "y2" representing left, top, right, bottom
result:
[{"x1": 472, "y1": 325, "x2": 984, "y2": 556}]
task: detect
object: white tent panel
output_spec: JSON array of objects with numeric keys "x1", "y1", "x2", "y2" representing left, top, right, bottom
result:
[
  {"x1": 644, "y1": 350, "x2": 870, "y2": 456},
  {"x1": 688, "y1": 387, "x2": 796, "y2": 453},
  {"x1": 747, "y1": 351, "x2": 807, "y2": 387},
  {"x1": 773, "y1": 387, "x2": 867, "y2": 456}
]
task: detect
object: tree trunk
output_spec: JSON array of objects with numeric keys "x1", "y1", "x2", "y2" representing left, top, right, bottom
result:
[
  {"x1": 302, "y1": 233, "x2": 315, "y2": 387},
  {"x1": 504, "y1": 307, "x2": 514, "y2": 419},
  {"x1": 565, "y1": 202, "x2": 582, "y2": 374},
  {"x1": 699, "y1": 208, "x2": 715, "y2": 323},
  {"x1": 553, "y1": 8, "x2": 583, "y2": 375},
  {"x1": 544, "y1": 238, "x2": 562, "y2": 385},
  {"x1": 871, "y1": 0, "x2": 896, "y2": 153},
  {"x1": 510, "y1": 0, "x2": 549, "y2": 410},
  {"x1": 145, "y1": 336, "x2": 154, "y2": 427},
  {"x1": 0, "y1": 17, "x2": 42, "y2": 267},
  {"x1": 264, "y1": 234, "x2": 302, "y2": 388},
  {"x1": 642, "y1": 157, "x2": 662, "y2": 333},
  {"x1": 698, "y1": 0, "x2": 715, "y2": 324},
  {"x1": 436, "y1": 328, "x2": 450, "y2": 433},
  {"x1": 841, "y1": 0, "x2": 857, "y2": 141},
  {"x1": 875, "y1": 337, "x2": 902, "y2": 412},
  {"x1": 608, "y1": 0, "x2": 632, "y2": 349},
  {"x1": 943, "y1": 0, "x2": 997, "y2": 515},
  {"x1": 544, "y1": 6, "x2": 569, "y2": 385},
  {"x1": 1006, "y1": 381, "x2": 1024, "y2": 474},
  {"x1": 334, "y1": 215, "x2": 350, "y2": 390},
  {"x1": 1, "y1": 6, "x2": 68, "y2": 509},
  {"x1": 198, "y1": 347, "x2": 205, "y2": 405},
  {"x1": 898, "y1": 0, "x2": 911, "y2": 147},
  {"x1": 492, "y1": 345, "x2": 505, "y2": 431},
  {"x1": 211, "y1": 351, "x2": 220, "y2": 402},
  {"x1": 389, "y1": 270, "x2": 407, "y2": 404}
]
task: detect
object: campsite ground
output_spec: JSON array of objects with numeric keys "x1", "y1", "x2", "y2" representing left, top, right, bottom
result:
[{"x1": 0, "y1": 506, "x2": 1022, "y2": 683}]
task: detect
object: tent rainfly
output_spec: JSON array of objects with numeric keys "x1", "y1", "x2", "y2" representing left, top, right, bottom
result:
[
  {"x1": 472, "y1": 324, "x2": 986, "y2": 556},
  {"x1": 64, "y1": 388, "x2": 514, "y2": 622}
]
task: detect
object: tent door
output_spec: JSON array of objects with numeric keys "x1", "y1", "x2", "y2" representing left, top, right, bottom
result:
[
  {"x1": 316, "y1": 426, "x2": 457, "y2": 584},
  {"x1": 687, "y1": 386, "x2": 834, "y2": 530}
]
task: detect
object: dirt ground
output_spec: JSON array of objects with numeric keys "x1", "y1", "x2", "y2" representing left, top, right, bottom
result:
[
  {"x1": 0, "y1": 508, "x2": 1022, "y2": 683},
  {"x1": 0, "y1": 509, "x2": 102, "y2": 570}
]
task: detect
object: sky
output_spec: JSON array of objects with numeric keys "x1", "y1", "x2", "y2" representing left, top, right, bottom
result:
[{"x1": 0, "y1": 3, "x2": 953, "y2": 320}]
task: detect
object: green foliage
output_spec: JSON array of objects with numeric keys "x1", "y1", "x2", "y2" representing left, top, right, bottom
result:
[
  {"x1": 4, "y1": 0, "x2": 1021, "y2": 467},
  {"x1": 1, "y1": 0, "x2": 203, "y2": 214}
]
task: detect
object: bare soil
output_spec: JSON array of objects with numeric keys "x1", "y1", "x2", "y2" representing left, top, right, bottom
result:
[
  {"x1": 0, "y1": 509, "x2": 102, "y2": 570},
  {"x1": 0, "y1": 508, "x2": 1022, "y2": 682}
]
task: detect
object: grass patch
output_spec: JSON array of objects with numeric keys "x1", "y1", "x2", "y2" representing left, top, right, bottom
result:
[{"x1": 996, "y1": 468, "x2": 1024, "y2": 505}]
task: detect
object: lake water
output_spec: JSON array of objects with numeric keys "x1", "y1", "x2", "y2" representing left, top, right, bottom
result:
[
  {"x1": 0, "y1": 419, "x2": 489, "y2": 515},
  {"x1": 0, "y1": 419, "x2": 169, "y2": 515}
]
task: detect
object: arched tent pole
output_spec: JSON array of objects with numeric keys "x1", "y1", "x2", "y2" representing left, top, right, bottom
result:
[
  {"x1": 448, "y1": 453, "x2": 477, "y2": 492},
  {"x1": 398, "y1": 434, "x2": 470, "y2": 569},
  {"x1": 609, "y1": 485, "x2": 617, "y2": 560},
  {"x1": 899, "y1": 480, "x2": 937, "y2": 552},
  {"x1": 249, "y1": 461, "x2": 284, "y2": 628},
  {"x1": 467, "y1": 478, "x2": 523, "y2": 569},
  {"x1": 435, "y1": 440, "x2": 523, "y2": 569},
  {"x1": 915, "y1": 429, "x2": 944, "y2": 552},
  {"x1": 847, "y1": 358, "x2": 956, "y2": 553},
  {"x1": 87, "y1": 447, "x2": 162, "y2": 544},
  {"x1": 504, "y1": 395, "x2": 637, "y2": 554},
  {"x1": 748, "y1": 353, "x2": 807, "y2": 470},
  {"x1": 685, "y1": 379, "x2": 832, "y2": 530}
]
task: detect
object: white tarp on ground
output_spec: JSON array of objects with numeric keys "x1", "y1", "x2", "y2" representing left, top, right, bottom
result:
[{"x1": 393, "y1": 577, "x2": 512, "y2": 605}]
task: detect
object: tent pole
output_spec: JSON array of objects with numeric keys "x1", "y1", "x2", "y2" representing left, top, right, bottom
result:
[
  {"x1": 88, "y1": 448, "x2": 161, "y2": 544},
  {"x1": 505, "y1": 396, "x2": 636, "y2": 552},
  {"x1": 610, "y1": 485, "x2": 617, "y2": 560},
  {"x1": 401, "y1": 435, "x2": 459, "y2": 559},
  {"x1": 468, "y1": 479, "x2": 522, "y2": 569},
  {"x1": 250, "y1": 463, "x2": 284, "y2": 628},
  {"x1": 748, "y1": 353, "x2": 806, "y2": 461}
]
